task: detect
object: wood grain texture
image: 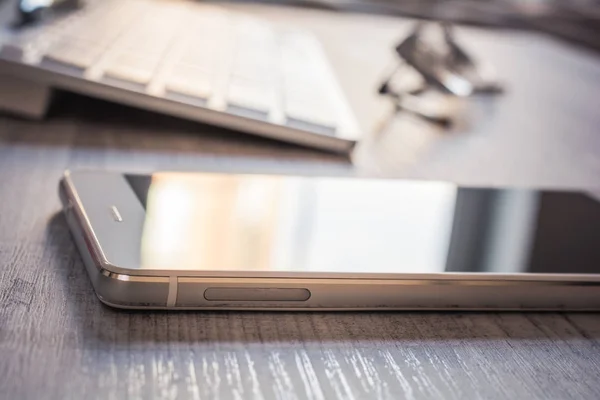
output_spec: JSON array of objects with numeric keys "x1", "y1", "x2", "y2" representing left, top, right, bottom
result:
[
  {"x1": 2, "y1": 4, "x2": 600, "y2": 399},
  {"x1": 0, "y1": 94, "x2": 599, "y2": 400}
]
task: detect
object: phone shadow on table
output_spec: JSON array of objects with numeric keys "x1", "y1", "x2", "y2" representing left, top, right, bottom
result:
[{"x1": 47, "y1": 212, "x2": 600, "y2": 347}]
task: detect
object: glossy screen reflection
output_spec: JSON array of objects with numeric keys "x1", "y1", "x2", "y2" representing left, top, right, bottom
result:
[{"x1": 125, "y1": 173, "x2": 600, "y2": 275}]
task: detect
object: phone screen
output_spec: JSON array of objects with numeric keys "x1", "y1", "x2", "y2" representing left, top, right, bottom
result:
[{"x1": 124, "y1": 172, "x2": 600, "y2": 275}]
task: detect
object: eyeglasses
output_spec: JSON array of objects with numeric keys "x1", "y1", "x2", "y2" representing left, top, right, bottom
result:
[{"x1": 379, "y1": 22, "x2": 502, "y2": 126}]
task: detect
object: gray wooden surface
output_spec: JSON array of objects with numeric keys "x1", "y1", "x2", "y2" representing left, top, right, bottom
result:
[{"x1": 2, "y1": 3, "x2": 600, "y2": 399}]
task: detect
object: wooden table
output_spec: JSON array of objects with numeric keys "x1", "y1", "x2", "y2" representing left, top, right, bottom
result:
[{"x1": 1, "y1": 3, "x2": 600, "y2": 399}]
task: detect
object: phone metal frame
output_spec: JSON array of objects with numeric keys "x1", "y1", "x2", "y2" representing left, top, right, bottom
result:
[{"x1": 60, "y1": 170, "x2": 600, "y2": 310}]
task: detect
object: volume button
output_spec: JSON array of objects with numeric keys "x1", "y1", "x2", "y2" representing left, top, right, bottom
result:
[{"x1": 204, "y1": 288, "x2": 311, "y2": 302}]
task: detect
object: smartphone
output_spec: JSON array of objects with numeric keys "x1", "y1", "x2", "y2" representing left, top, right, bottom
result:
[{"x1": 59, "y1": 170, "x2": 600, "y2": 310}]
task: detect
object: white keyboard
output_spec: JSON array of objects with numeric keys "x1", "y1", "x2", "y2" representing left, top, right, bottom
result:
[{"x1": 0, "y1": 0, "x2": 361, "y2": 153}]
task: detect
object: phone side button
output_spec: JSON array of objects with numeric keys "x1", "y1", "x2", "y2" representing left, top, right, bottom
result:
[{"x1": 204, "y1": 288, "x2": 311, "y2": 302}]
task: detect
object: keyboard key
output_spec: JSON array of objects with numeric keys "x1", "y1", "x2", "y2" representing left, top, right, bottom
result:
[
  {"x1": 0, "y1": 19, "x2": 66, "y2": 62},
  {"x1": 226, "y1": 105, "x2": 269, "y2": 121},
  {"x1": 279, "y1": 32, "x2": 340, "y2": 132},
  {"x1": 179, "y1": 41, "x2": 219, "y2": 73},
  {"x1": 286, "y1": 118, "x2": 337, "y2": 136},
  {"x1": 0, "y1": 43, "x2": 25, "y2": 61},
  {"x1": 166, "y1": 64, "x2": 213, "y2": 99},
  {"x1": 43, "y1": 40, "x2": 103, "y2": 70},
  {"x1": 227, "y1": 78, "x2": 274, "y2": 116},
  {"x1": 283, "y1": 90, "x2": 337, "y2": 131},
  {"x1": 99, "y1": 4, "x2": 184, "y2": 86},
  {"x1": 104, "y1": 53, "x2": 158, "y2": 84},
  {"x1": 231, "y1": 50, "x2": 275, "y2": 83}
]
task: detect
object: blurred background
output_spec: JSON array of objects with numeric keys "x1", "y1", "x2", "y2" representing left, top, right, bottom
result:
[{"x1": 0, "y1": 0, "x2": 599, "y2": 186}]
